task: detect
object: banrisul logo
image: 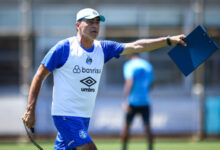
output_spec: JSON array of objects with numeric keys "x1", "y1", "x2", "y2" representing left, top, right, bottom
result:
[
  {"x1": 72, "y1": 65, "x2": 101, "y2": 74},
  {"x1": 73, "y1": 65, "x2": 81, "y2": 73},
  {"x1": 80, "y1": 77, "x2": 96, "y2": 92}
]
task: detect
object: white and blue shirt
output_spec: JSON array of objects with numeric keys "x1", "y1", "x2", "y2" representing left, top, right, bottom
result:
[
  {"x1": 123, "y1": 58, "x2": 154, "y2": 106},
  {"x1": 42, "y1": 37, "x2": 124, "y2": 117}
]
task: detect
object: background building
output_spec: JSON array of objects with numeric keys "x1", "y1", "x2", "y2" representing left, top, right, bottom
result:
[{"x1": 0, "y1": 0, "x2": 220, "y2": 138}]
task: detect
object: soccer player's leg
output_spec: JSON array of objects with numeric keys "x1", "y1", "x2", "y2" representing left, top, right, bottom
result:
[
  {"x1": 75, "y1": 142, "x2": 97, "y2": 150},
  {"x1": 121, "y1": 105, "x2": 136, "y2": 150},
  {"x1": 140, "y1": 106, "x2": 153, "y2": 150},
  {"x1": 53, "y1": 116, "x2": 95, "y2": 150}
]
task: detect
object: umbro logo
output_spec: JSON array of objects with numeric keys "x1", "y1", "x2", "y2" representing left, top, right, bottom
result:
[
  {"x1": 80, "y1": 77, "x2": 96, "y2": 92},
  {"x1": 80, "y1": 77, "x2": 96, "y2": 88}
]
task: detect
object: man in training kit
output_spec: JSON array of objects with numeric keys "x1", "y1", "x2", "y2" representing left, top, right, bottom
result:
[
  {"x1": 121, "y1": 53, "x2": 154, "y2": 150},
  {"x1": 22, "y1": 8, "x2": 186, "y2": 150}
]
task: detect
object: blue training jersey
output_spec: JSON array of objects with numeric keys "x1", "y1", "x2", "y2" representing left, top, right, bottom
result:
[{"x1": 123, "y1": 58, "x2": 154, "y2": 106}]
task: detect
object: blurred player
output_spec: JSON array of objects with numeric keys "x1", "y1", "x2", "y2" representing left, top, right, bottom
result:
[
  {"x1": 22, "y1": 8, "x2": 186, "y2": 150},
  {"x1": 121, "y1": 53, "x2": 154, "y2": 150}
]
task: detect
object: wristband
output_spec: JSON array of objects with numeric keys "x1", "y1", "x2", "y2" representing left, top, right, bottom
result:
[{"x1": 166, "y1": 36, "x2": 172, "y2": 46}]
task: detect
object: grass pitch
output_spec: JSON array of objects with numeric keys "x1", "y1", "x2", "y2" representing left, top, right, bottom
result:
[{"x1": 0, "y1": 139, "x2": 220, "y2": 150}]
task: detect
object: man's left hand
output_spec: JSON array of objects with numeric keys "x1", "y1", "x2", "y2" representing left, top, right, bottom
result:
[{"x1": 170, "y1": 34, "x2": 187, "y2": 46}]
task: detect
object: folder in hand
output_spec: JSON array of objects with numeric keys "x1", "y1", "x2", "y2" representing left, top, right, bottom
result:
[{"x1": 168, "y1": 25, "x2": 219, "y2": 76}]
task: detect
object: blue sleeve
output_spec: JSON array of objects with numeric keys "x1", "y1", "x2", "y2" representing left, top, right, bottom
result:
[
  {"x1": 41, "y1": 40, "x2": 70, "y2": 72},
  {"x1": 100, "y1": 40, "x2": 125, "y2": 63},
  {"x1": 123, "y1": 62, "x2": 133, "y2": 79}
]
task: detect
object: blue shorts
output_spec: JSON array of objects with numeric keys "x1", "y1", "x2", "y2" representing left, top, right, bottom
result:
[{"x1": 53, "y1": 116, "x2": 93, "y2": 150}]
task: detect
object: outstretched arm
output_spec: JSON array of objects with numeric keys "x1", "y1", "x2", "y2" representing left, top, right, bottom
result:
[
  {"x1": 121, "y1": 34, "x2": 186, "y2": 55},
  {"x1": 22, "y1": 65, "x2": 51, "y2": 128}
]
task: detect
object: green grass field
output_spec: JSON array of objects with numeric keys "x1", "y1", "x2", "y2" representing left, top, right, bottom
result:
[{"x1": 0, "y1": 139, "x2": 220, "y2": 150}]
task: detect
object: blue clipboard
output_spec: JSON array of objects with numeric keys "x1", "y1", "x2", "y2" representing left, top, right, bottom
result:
[{"x1": 168, "y1": 25, "x2": 219, "y2": 76}]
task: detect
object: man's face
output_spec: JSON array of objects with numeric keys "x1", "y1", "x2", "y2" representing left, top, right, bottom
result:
[{"x1": 76, "y1": 17, "x2": 100, "y2": 40}]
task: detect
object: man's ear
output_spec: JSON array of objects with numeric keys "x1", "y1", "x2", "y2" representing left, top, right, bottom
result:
[{"x1": 75, "y1": 22, "x2": 80, "y2": 29}]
